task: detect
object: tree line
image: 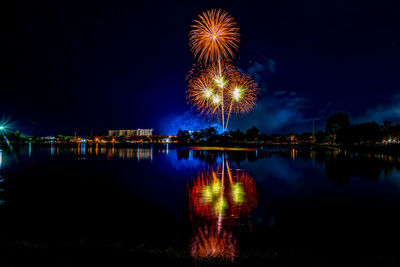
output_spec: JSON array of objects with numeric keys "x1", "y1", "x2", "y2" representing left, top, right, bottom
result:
[{"x1": 176, "y1": 112, "x2": 400, "y2": 146}]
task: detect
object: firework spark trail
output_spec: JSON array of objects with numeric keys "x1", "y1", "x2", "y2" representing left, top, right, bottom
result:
[
  {"x1": 219, "y1": 60, "x2": 225, "y2": 131},
  {"x1": 224, "y1": 72, "x2": 258, "y2": 131},
  {"x1": 189, "y1": 9, "x2": 239, "y2": 130}
]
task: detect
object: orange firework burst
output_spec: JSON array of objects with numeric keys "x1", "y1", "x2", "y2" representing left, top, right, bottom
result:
[
  {"x1": 224, "y1": 71, "x2": 259, "y2": 130},
  {"x1": 187, "y1": 67, "x2": 221, "y2": 116},
  {"x1": 187, "y1": 64, "x2": 259, "y2": 124},
  {"x1": 188, "y1": 10, "x2": 258, "y2": 131},
  {"x1": 187, "y1": 64, "x2": 231, "y2": 117},
  {"x1": 227, "y1": 72, "x2": 258, "y2": 114},
  {"x1": 189, "y1": 9, "x2": 240, "y2": 65}
]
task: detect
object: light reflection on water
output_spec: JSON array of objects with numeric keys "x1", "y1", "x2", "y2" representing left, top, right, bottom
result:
[
  {"x1": 2, "y1": 144, "x2": 400, "y2": 260},
  {"x1": 188, "y1": 155, "x2": 258, "y2": 260},
  {"x1": 7, "y1": 145, "x2": 399, "y2": 189},
  {"x1": 41, "y1": 144, "x2": 156, "y2": 161}
]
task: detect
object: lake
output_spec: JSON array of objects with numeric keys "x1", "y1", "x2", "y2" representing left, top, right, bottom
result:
[{"x1": 2, "y1": 144, "x2": 400, "y2": 266}]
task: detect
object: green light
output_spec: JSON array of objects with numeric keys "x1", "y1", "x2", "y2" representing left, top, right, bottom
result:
[
  {"x1": 233, "y1": 87, "x2": 244, "y2": 102},
  {"x1": 203, "y1": 88, "x2": 212, "y2": 98},
  {"x1": 214, "y1": 197, "x2": 228, "y2": 215},
  {"x1": 212, "y1": 181, "x2": 221, "y2": 195},
  {"x1": 214, "y1": 76, "x2": 226, "y2": 88},
  {"x1": 212, "y1": 94, "x2": 221, "y2": 105},
  {"x1": 0, "y1": 126, "x2": 4, "y2": 130},
  {"x1": 232, "y1": 183, "x2": 245, "y2": 203},
  {"x1": 202, "y1": 185, "x2": 213, "y2": 202}
]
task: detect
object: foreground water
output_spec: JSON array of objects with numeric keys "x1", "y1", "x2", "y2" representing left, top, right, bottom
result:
[{"x1": 2, "y1": 144, "x2": 400, "y2": 264}]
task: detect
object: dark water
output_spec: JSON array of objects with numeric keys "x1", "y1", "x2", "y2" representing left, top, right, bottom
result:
[{"x1": 2, "y1": 144, "x2": 400, "y2": 264}]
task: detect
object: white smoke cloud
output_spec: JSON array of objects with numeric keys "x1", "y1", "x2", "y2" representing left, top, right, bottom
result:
[
  {"x1": 160, "y1": 110, "x2": 221, "y2": 135},
  {"x1": 228, "y1": 60, "x2": 310, "y2": 133}
]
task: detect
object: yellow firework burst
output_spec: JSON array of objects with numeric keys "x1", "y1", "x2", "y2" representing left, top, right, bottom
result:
[
  {"x1": 187, "y1": 64, "x2": 259, "y2": 122},
  {"x1": 226, "y1": 72, "x2": 258, "y2": 115},
  {"x1": 187, "y1": 64, "x2": 228, "y2": 117}
]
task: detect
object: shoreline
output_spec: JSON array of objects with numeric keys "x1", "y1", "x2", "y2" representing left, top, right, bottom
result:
[{"x1": 2, "y1": 143, "x2": 400, "y2": 154}]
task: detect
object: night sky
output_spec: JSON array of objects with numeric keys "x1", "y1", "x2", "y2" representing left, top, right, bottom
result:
[{"x1": 4, "y1": 0, "x2": 400, "y2": 135}]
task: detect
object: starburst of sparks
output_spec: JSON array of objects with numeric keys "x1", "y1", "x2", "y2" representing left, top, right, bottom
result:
[
  {"x1": 188, "y1": 9, "x2": 258, "y2": 131},
  {"x1": 226, "y1": 72, "x2": 258, "y2": 115},
  {"x1": 214, "y1": 76, "x2": 227, "y2": 88},
  {"x1": 187, "y1": 64, "x2": 259, "y2": 121},
  {"x1": 187, "y1": 67, "x2": 221, "y2": 116},
  {"x1": 189, "y1": 9, "x2": 240, "y2": 65}
]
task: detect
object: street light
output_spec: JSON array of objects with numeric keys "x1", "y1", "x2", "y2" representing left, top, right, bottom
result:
[{"x1": 0, "y1": 126, "x2": 4, "y2": 131}]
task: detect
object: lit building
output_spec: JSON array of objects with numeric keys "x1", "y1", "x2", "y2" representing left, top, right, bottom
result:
[
  {"x1": 137, "y1": 129, "x2": 153, "y2": 136},
  {"x1": 108, "y1": 129, "x2": 153, "y2": 137}
]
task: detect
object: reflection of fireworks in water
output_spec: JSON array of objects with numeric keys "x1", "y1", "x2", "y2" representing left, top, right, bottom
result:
[
  {"x1": 188, "y1": 159, "x2": 258, "y2": 261},
  {"x1": 189, "y1": 9, "x2": 240, "y2": 66},
  {"x1": 191, "y1": 225, "x2": 237, "y2": 260},
  {"x1": 189, "y1": 166, "x2": 258, "y2": 220}
]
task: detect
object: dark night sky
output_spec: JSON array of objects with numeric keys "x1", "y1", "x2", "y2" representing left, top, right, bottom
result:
[{"x1": 3, "y1": 0, "x2": 400, "y2": 135}]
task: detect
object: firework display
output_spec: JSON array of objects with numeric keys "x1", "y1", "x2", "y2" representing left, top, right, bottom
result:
[
  {"x1": 187, "y1": 63, "x2": 258, "y2": 122},
  {"x1": 187, "y1": 9, "x2": 259, "y2": 131},
  {"x1": 186, "y1": 10, "x2": 260, "y2": 262},
  {"x1": 189, "y1": 9, "x2": 240, "y2": 66}
]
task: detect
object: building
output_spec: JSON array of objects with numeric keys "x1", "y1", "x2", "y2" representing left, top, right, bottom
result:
[
  {"x1": 137, "y1": 129, "x2": 153, "y2": 136},
  {"x1": 108, "y1": 129, "x2": 153, "y2": 137}
]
